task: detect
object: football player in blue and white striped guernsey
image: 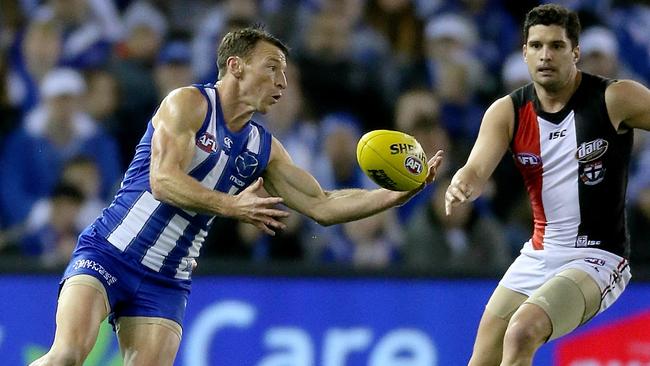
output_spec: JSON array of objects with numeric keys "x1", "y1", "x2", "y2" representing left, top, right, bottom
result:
[{"x1": 32, "y1": 26, "x2": 444, "y2": 366}]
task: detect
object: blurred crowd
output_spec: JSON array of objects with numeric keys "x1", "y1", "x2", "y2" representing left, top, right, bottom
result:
[{"x1": 1, "y1": 0, "x2": 650, "y2": 273}]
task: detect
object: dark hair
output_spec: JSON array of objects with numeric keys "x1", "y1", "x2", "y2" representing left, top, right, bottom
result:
[
  {"x1": 216, "y1": 25, "x2": 289, "y2": 80},
  {"x1": 523, "y1": 4, "x2": 581, "y2": 47}
]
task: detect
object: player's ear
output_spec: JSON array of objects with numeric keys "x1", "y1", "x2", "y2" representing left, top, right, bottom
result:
[
  {"x1": 227, "y1": 56, "x2": 243, "y2": 78},
  {"x1": 522, "y1": 44, "x2": 528, "y2": 63},
  {"x1": 573, "y1": 45, "x2": 580, "y2": 64}
]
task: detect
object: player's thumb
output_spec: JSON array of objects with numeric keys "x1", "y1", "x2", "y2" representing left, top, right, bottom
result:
[
  {"x1": 243, "y1": 177, "x2": 262, "y2": 193},
  {"x1": 252, "y1": 177, "x2": 263, "y2": 190}
]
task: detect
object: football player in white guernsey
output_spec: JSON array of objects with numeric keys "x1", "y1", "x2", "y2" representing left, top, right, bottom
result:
[
  {"x1": 446, "y1": 4, "x2": 650, "y2": 366},
  {"x1": 31, "y1": 27, "x2": 444, "y2": 366}
]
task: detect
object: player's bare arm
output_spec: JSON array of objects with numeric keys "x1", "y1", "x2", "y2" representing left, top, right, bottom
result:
[
  {"x1": 445, "y1": 95, "x2": 515, "y2": 215},
  {"x1": 606, "y1": 79, "x2": 650, "y2": 131},
  {"x1": 150, "y1": 87, "x2": 288, "y2": 235},
  {"x1": 263, "y1": 137, "x2": 443, "y2": 226}
]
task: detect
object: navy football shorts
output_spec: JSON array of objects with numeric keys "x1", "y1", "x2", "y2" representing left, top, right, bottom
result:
[{"x1": 61, "y1": 226, "x2": 190, "y2": 330}]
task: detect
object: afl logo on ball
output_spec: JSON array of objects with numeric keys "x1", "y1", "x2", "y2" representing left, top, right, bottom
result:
[{"x1": 404, "y1": 156, "x2": 423, "y2": 175}]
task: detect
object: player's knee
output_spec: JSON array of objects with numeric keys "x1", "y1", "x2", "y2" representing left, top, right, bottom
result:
[{"x1": 503, "y1": 315, "x2": 550, "y2": 353}]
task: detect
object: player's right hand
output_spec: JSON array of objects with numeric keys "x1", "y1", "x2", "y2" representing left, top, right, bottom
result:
[
  {"x1": 445, "y1": 177, "x2": 473, "y2": 216},
  {"x1": 232, "y1": 177, "x2": 289, "y2": 236}
]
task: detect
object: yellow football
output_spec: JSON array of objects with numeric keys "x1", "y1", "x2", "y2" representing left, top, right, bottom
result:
[{"x1": 356, "y1": 130, "x2": 428, "y2": 191}]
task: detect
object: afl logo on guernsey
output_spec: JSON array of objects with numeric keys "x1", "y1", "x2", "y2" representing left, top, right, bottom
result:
[
  {"x1": 515, "y1": 153, "x2": 541, "y2": 167},
  {"x1": 197, "y1": 132, "x2": 218, "y2": 153},
  {"x1": 235, "y1": 151, "x2": 259, "y2": 178},
  {"x1": 576, "y1": 138, "x2": 608, "y2": 162}
]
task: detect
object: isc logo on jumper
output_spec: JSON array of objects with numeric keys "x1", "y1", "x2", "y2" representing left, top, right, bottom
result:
[
  {"x1": 198, "y1": 132, "x2": 218, "y2": 153},
  {"x1": 549, "y1": 129, "x2": 567, "y2": 140},
  {"x1": 575, "y1": 235, "x2": 601, "y2": 248},
  {"x1": 404, "y1": 156, "x2": 423, "y2": 175},
  {"x1": 515, "y1": 153, "x2": 541, "y2": 166},
  {"x1": 576, "y1": 138, "x2": 608, "y2": 162}
]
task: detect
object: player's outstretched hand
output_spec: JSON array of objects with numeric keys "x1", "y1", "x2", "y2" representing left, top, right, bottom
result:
[
  {"x1": 424, "y1": 150, "x2": 444, "y2": 185},
  {"x1": 445, "y1": 174, "x2": 474, "y2": 216},
  {"x1": 231, "y1": 177, "x2": 289, "y2": 235}
]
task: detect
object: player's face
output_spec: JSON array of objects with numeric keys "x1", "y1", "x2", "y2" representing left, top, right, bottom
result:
[
  {"x1": 523, "y1": 25, "x2": 579, "y2": 92},
  {"x1": 240, "y1": 41, "x2": 287, "y2": 114}
]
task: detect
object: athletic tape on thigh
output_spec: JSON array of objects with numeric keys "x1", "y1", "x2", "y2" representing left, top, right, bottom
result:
[
  {"x1": 525, "y1": 269, "x2": 601, "y2": 341},
  {"x1": 61, "y1": 274, "x2": 111, "y2": 313},
  {"x1": 485, "y1": 285, "x2": 528, "y2": 321},
  {"x1": 116, "y1": 316, "x2": 183, "y2": 340}
]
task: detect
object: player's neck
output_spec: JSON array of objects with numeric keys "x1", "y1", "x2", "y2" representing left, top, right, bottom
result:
[
  {"x1": 215, "y1": 80, "x2": 254, "y2": 132},
  {"x1": 534, "y1": 69, "x2": 581, "y2": 113}
]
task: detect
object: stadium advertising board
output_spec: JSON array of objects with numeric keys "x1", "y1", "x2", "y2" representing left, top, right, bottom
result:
[{"x1": 0, "y1": 275, "x2": 648, "y2": 365}]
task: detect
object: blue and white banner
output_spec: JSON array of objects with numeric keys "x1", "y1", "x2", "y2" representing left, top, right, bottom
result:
[{"x1": 0, "y1": 275, "x2": 648, "y2": 365}]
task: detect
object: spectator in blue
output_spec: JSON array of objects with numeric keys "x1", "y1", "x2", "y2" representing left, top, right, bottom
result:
[
  {"x1": 1, "y1": 45, "x2": 21, "y2": 145},
  {"x1": 110, "y1": 1, "x2": 167, "y2": 168},
  {"x1": 31, "y1": 0, "x2": 121, "y2": 69},
  {"x1": 6, "y1": 0, "x2": 121, "y2": 114},
  {"x1": 84, "y1": 68, "x2": 120, "y2": 135},
  {"x1": 0, "y1": 68, "x2": 121, "y2": 228},
  {"x1": 392, "y1": 89, "x2": 452, "y2": 223},
  {"x1": 313, "y1": 113, "x2": 371, "y2": 192},
  {"x1": 628, "y1": 166, "x2": 650, "y2": 268},
  {"x1": 578, "y1": 25, "x2": 640, "y2": 80},
  {"x1": 362, "y1": 0, "x2": 427, "y2": 104},
  {"x1": 6, "y1": 19, "x2": 62, "y2": 114},
  {"x1": 295, "y1": 8, "x2": 389, "y2": 129},
  {"x1": 419, "y1": 13, "x2": 486, "y2": 143},
  {"x1": 610, "y1": 1, "x2": 650, "y2": 84},
  {"x1": 402, "y1": 176, "x2": 510, "y2": 272},
  {"x1": 309, "y1": 113, "x2": 378, "y2": 262},
  {"x1": 430, "y1": 0, "x2": 520, "y2": 79},
  {"x1": 342, "y1": 209, "x2": 403, "y2": 269},
  {"x1": 22, "y1": 183, "x2": 84, "y2": 268},
  {"x1": 154, "y1": 40, "x2": 195, "y2": 99},
  {"x1": 192, "y1": 0, "x2": 259, "y2": 83}
]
